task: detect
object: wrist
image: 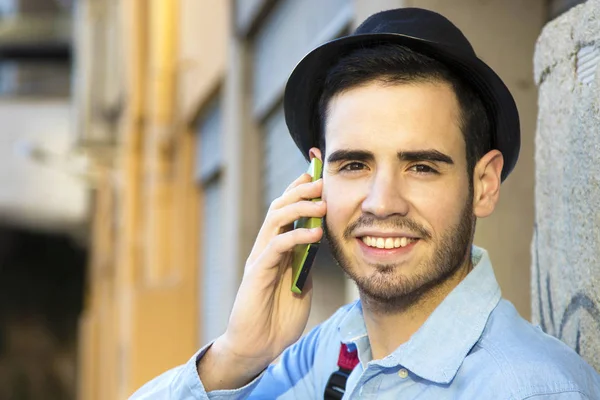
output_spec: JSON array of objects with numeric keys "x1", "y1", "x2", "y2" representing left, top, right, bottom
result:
[{"x1": 197, "y1": 336, "x2": 269, "y2": 392}]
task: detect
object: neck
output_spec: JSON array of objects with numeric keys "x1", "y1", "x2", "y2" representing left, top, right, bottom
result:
[{"x1": 361, "y1": 258, "x2": 473, "y2": 361}]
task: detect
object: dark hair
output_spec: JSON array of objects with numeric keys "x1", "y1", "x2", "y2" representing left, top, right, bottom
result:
[{"x1": 317, "y1": 44, "x2": 491, "y2": 180}]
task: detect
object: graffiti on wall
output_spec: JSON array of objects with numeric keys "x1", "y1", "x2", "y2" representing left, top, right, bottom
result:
[{"x1": 534, "y1": 225, "x2": 600, "y2": 354}]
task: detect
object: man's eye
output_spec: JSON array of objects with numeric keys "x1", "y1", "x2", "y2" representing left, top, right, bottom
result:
[
  {"x1": 410, "y1": 164, "x2": 438, "y2": 174},
  {"x1": 341, "y1": 162, "x2": 366, "y2": 172}
]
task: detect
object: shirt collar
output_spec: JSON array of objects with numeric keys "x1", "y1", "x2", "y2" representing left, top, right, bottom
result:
[{"x1": 337, "y1": 246, "x2": 501, "y2": 384}]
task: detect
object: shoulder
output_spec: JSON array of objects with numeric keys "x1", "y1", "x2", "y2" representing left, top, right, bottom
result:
[{"x1": 469, "y1": 299, "x2": 600, "y2": 399}]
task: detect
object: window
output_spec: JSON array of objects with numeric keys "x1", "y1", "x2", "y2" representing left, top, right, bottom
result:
[{"x1": 0, "y1": 0, "x2": 72, "y2": 97}]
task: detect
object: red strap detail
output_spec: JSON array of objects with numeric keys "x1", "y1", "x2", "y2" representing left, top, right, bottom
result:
[{"x1": 337, "y1": 343, "x2": 359, "y2": 371}]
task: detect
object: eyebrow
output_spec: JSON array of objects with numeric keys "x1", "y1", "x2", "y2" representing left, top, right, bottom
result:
[
  {"x1": 398, "y1": 150, "x2": 454, "y2": 165},
  {"x1": 327, "y1": 149, "x2": 374, "y2": 164},
  {"x1": 326, "y1": 148, "x2": 454, "y2": 165}
]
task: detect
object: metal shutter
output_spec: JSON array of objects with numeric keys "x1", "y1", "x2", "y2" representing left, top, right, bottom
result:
[
  {"x1": 196, "y1": 99, "x2": 222, "y2": 182},
  {"x1": 196, "y1": 99, "x2": 234, "y2": 343},
  {"x1": 200, "y1": 181, "x2": 226, "y2": 343}
]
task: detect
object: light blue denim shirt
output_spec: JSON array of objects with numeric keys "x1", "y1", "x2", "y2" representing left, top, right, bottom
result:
[{"x1": 131, "y1": 247, "x2": 600, "y2": 399}]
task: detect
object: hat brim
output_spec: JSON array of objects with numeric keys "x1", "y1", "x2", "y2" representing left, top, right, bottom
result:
[{"x1": 283, "y1": 33, "x2": 520, "y2": 181}]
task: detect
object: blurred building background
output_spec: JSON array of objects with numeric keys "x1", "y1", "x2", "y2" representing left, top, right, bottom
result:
[
  {"x1": 0, "y1": 0, "x2": 86, "y2": 399},
  {"x1": 0, "y1": 0, "x2": 594, "y2": 399}
]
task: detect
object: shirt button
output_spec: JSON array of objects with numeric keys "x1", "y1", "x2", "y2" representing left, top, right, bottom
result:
[{"x1": 398, "y1": 368, "x2": 408, "y2": 379}]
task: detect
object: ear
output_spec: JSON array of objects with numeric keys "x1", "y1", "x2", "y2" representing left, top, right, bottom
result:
[
  {"x1": 472, "y1": 150, "x2": 503, "y2": 218},
  {"x1": 309, "y1": 147, "x2": 322, "y2": 162}
]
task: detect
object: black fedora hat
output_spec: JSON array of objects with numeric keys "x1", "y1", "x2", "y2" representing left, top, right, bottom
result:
[{"x1": 283, "y1": 8, "x2": 520, "y2": 181}]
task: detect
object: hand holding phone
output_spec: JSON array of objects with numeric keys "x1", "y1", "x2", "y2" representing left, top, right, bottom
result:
[{"x1": 198, "y1": 158, "x2": 326, "y2": 392}]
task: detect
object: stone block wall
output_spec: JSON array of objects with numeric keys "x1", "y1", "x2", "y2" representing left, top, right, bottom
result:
[{"x1": 533, "y1": 0, "x2": 600, "y2": 371}]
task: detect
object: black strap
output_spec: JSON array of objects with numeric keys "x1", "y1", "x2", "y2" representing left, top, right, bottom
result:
[
  {"x1": 324, "y1": 368, "x2": 352, "y2": 400},
  {"x1": 324, "y1": 342, "x2": 358, "y2": 399}
]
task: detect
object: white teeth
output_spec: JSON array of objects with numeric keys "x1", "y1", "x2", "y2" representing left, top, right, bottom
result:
[{"x1": 361, "y1": 235, "x2": 415, "y2": 249}]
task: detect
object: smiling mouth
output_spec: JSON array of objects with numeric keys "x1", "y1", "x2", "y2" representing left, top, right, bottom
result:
[{"x1": 360, "y1": 236, "x2": 419, "y2": 249}]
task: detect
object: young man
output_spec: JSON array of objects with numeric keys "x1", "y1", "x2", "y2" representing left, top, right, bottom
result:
[{"x1": 132, "y1": 8, "x2": 600, "y2": 399}]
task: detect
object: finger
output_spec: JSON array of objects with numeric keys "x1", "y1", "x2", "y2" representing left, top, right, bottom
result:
[
  {"x1": 284, "y1": 173, "x2": 312, "y2": 192},
  {"x1": 267, "y1": 201, "x2": 326, "y2": 233},
  {"x1": 249, "y1": 175, "x2": 321, "y2": 264},
  {"x1": 250, "y1": 227, "x2": 323, "y2": 274},
  {"x1": 248, "y1": 200, "x2": 326, "y2": 264},
  {"x1": 269, "y1": 179, "x2": 323, "y2": 211}
]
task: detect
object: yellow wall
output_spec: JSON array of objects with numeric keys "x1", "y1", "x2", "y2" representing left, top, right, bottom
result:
[{"x1": 78, "y1": 0, "x2": 229, "y2": 398}]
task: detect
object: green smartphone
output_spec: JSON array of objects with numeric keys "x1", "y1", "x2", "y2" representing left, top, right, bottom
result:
[{"x1": 291, "y1": 157, "x2": 323, "y2": 294}]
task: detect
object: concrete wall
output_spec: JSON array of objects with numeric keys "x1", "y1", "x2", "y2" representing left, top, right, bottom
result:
[{"x1": 533, "y1": 0, "x2": 600, "y2": 371}]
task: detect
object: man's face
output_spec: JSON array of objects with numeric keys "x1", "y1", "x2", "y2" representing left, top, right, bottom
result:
[{"x1": 321, "y1": 80, "x2": 475, "y2": 308}]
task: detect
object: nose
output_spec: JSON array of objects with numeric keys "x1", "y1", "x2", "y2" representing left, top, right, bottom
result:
[{"x1": 361, "y1": 169, "x2": 409, "y2": 218}]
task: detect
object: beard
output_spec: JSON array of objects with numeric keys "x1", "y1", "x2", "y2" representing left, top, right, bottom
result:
[{"x1": 324, "y1": 197, "x2": 475, "y2": 313}]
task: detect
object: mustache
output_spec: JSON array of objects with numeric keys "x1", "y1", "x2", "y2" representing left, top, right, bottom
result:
[{"x1": 341, "y1": 214, "x2": 432, "y2": 240}]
